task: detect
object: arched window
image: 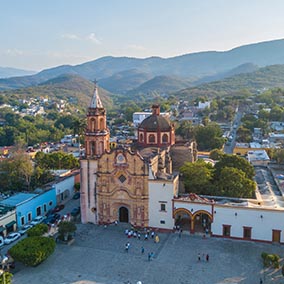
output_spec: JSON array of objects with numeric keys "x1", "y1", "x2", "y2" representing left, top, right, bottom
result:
[
  {"x1": 162, "y1": 134, "x2": 168, "y2": 143},
  {"x1": 139, "y1": 133, "x2": 144, "y2": 142},
  {"x1": 100, "y1": 118, "x2": 104, "y2": 129},
  {"x1": 91, "y1": 118, "x2": 96, "y2": 131},
  {"x1": 149, "y1": 134, "x2": 155, "y2": 143},
  {"x1": 99, "y1": 141, "x2": 104, "y2": 154}
]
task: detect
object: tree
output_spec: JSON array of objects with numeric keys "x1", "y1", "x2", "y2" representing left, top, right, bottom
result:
[
  {"x1": 209, "y1": 149, "x2": 224, "y2": 161},
  {"x1": 236, "y1": 126, "x2": 252, "y2": 143},
  {"x1": 273, "y1": 149, "x2": 284, "y2": 164},
  {"x1": 9, "y1": 237, "x2": 56, "y2": 266},
  {"x1": 180, "y1": 160, "x2": 214, "y2": 195},
  {"x1": 58, "y1": 221, "x2": 77, "y2": 241},
  {"x1": 27, "y1": 224, "x2": 48, "y2": 237},
  {"x1": 194, "y1": 123, "x2": 225, "y2": 151},
  {"x1": 216, "y1": 167, "x2": 255, "y2": 198},
  {"x1": 214, "y1": 154, "x2": 255, "y2": 180}
]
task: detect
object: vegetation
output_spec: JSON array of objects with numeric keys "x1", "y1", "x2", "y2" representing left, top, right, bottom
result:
[
  {"x1": 9, "y1": 236, "x2": 56, "y2": 266},
  {"x1": 180, "y1": 154, "x2": 256, "y2": 198},
  {"x1": 0, "y1": 272, "x2": 12, "y2": 284},
  {"x1": 194, "y1": 123, "x2": 226, "y2": 151},
  {"x1": 27, "y1": 224, "x2": 48, "y2": 237},
  {"x1": 58, "y1": 221, "x2": 77, "y2": 241},
  {"x1": 261, "y1": 252, "x2": 280, "y2": 269},
  {"x1": 34, "y1": 152, "x2": 79, "y2": 170},
  {"x1": 209, "y1": 149, "x2": 224, "y2": 161},
  {"x1": 180, "y1": 160, "x2": 214, "y2": 195}
]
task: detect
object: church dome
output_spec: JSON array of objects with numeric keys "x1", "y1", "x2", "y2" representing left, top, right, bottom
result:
[
  {"x1": 139, "y1": 105, "x2": 171, "y2": 131},
  {"x1": 139, "y1": 114, "x2": 171, "y2": 131},
  {"x1": 137, "y1": 104, "x2": 175, "y2": 148}
]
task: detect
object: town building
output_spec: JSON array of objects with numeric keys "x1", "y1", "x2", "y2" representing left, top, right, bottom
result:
[{"x1": 80, "y1": 84, "x2": 284, "y2": 244}]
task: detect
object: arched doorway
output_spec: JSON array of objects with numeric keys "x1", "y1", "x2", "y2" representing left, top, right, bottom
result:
[
  {"x1": 174, "y1": 208, "x2": 192, "y2": 231},
  {"x1": 193, "y1": 211, "x2": 212, "y2": 234},
  {"x1": 119, "y1": 207, "x2": 129, "y2": 223}
]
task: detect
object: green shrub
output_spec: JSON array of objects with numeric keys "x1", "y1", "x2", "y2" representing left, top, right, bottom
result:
[
  {"x1": 58, "y1": 221, "x2": 76, "y2": 241},
  {"x1": 9, "y1": 236, "x2": 55, "y2": 266},
  {"x1": 261, "y1": 252, "x2": 280, "y2": 268},
  {"x1": 0, "y1": 271, "x2": 12, "y2": 284},
  {"x1": 27, "y1": 223, "x2": 48, "y2": 237}
]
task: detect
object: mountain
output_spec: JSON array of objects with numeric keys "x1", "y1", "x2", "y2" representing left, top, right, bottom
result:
[
  {"x1": 1, "y1": 38, "x2": 284, "y2": 92},
  {"x1": 0, "y1": 67, "x2": 35, "y2": 79},
  {"x1": 98, "y1": 69, "x2": 153, "y2": 93},
  {"x1": 196, "y1": 63, "x2": 259, "y2": 84},
  {"x1": 175, "y1": 64, "x2": 284, "y2": 99},
  {"x1": 127, "y1": 75, "x2": 193, "y2": 95},
  {"x1": 0, "y1": 74, "x2": 113, "y2": 109}
]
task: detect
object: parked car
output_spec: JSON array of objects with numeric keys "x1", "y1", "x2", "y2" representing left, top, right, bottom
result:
[
  {"x1": 30, "y1": 216, "x2": 46, "y2": 226},
  {"x1": 52, "y1": 204, "x2": 65, "y2": 213},
  {"x1": 18, "y1": 224, "x2": 33, "y2": 235},
  {"x1": 73, "y1": 192, "x2": 80, "y2": 199},
  {"x1": 4, "y1": 232, "x2": 21, "y2": 244},
  {"x1": 71, "y1": 207, "x2": 80, "y2": 217},
  {"x1": 43, "y1": 213, "x2": 61, "y2": 225}
]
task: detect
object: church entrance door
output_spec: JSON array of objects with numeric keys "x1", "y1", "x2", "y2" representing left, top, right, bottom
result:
[{"x1": 119, "y1": 206, "x2": 129, "y2": 223}]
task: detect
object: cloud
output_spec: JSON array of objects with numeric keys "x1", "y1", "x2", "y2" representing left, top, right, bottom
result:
[
  {"x1": 62, "y1": 33, "x2": 81, "y2": 40},
  {"x1": 87, "y1": 33, "x2": 101, "y2": 44},
  {"x1": 127, "y1": 44, "x2": 147, "y2": 51},
  {"x1": 5, "y1": 48, "x2": 24, "y2": 56}
]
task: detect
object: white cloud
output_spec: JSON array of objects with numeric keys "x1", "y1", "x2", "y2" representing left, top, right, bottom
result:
[
  {"x1": 87, "y1": 33, "x2": 101, "y2": 44},
  {"x1": 62, "y1": 33, "x2": 81, "y2": 40},
  {"x1": 127, "y1": 44, "x2": 147, "y2": 51},
  {"x1": 5, "y1": 48, "x2": 24, "y2": 56}
]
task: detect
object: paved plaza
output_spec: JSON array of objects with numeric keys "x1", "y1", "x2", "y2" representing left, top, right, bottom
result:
[{"x1": 12, "y1": 223, "x2": 284, "y2": 284}]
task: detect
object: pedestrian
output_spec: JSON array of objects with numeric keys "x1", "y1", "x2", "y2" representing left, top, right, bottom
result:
[
  {"x1": 115, "y1": 220, "x2": 118, "y2": 225},
  {"x1": 137, "y1": 233, "x2": 141, "y2": 240},
  {"x1": 148, "y1": 252, "x2": 151, "y2": 261},
  {"x1": 206, "y1": 254, "x2": 209, "y2": 262},
  {"x1": 125, "y1": 243, "x2": 129, "y2": 252},
  {"x1": 144, "y1": 233, "x2": 148, "y2": 240},
  {"x1": 198, "y1": 253, "x2": 201, "y2": 261},
  {"x1": 179, "y1": 229, "x2": 182, "y2": 238},
  {"x1": 125, "y1": 229, "x2": 128, "y2": 235},
  {"x1": 141, "y1": 246, "x2": 144, "y2": 254},
  {"x1": 260, "y1": 279, "x2": 263, "y2": 284},
  {"x1": 151, "y1": 231, "x2": 155, "y2": 239}
]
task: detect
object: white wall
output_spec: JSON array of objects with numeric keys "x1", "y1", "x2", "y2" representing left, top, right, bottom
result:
[
  {"x1": 80, "y1": 159, "x2": 98, "y2": 224},
  {"x1": 149, "y1": 178, "x2": 177, "y2": 230},
  {"x1": 54, "y1": 175, "x2": 75, "y2": 201},
  {"x1": 212, "y1": 205, "x2": 284, "y2": 242}
]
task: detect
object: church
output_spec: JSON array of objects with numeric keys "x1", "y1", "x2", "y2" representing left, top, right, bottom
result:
[
  {"x1": 80, "y1": 83, "x2": 196, "y2": 229},
  {"x1": 80, "y1": 84, "x2": 284, "y2": 244}
]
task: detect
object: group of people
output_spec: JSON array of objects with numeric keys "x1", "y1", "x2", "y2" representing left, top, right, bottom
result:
[
  {"x1": 198, "y1": 253, "x2": 209, "y2": 262},
  {"x1": 124, "y1": 228, "x2": 159, "y2": 243}
]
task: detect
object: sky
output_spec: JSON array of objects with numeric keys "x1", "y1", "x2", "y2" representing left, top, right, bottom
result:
[{"x1": 1, "y1": 0, "x2": 284, "y2": 71}]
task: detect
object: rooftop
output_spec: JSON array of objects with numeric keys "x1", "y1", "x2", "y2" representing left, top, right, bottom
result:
[{"x1": 0, "y1": 193, "x2": 38, "y2": 207}]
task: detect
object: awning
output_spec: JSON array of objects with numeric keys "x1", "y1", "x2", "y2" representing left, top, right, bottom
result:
[
  {"x1": 5, "y1": 221, "x2": 16, "y2": 228},
  {"x1": 0, "y1": 226, "x2": 6, "y2": 233}
]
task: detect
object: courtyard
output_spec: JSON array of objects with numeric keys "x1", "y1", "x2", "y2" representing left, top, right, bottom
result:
[{"x1": 12, "y1": 223, "x2": 284, "y2": 284}]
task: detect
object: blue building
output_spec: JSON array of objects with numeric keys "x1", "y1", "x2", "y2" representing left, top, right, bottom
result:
[{"x1": 0, "y1": 189, "x2": 56, "y2": 227}]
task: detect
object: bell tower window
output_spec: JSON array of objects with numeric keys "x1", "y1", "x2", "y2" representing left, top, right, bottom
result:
[{"x1": 149, "y1": 134, "x2": 155, "y2": 143}]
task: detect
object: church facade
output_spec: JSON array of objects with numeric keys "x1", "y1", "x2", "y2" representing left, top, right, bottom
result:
[{"x1": 80, "y1": 84, "x2": 182, "y2": 229}]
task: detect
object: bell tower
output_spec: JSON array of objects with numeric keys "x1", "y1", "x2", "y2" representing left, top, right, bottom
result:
[{"x1": 84, "y1": 81, "x2": 110, "y2": 158}]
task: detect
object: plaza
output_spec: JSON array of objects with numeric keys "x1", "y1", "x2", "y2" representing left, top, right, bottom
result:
[{"x1": 12, "y1": 223, "x2": 284, "y2": 284}]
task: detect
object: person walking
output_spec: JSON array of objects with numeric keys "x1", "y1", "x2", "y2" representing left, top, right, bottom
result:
[
  {"x1": 125, "y1": 243, "x2": 129, "y2": 252},
  {"x1": 206, "y1": 254, "x2": 209, "y2": 262},
  {"x1": 198, "y1": 253, "x2": 201, "y2": 261},
  {"x1": 148, "y1": 252, "x2": 151, "y2": 261},
  {"x1": 141, "y1": 246, "x2": 144, "y2": 254}
]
